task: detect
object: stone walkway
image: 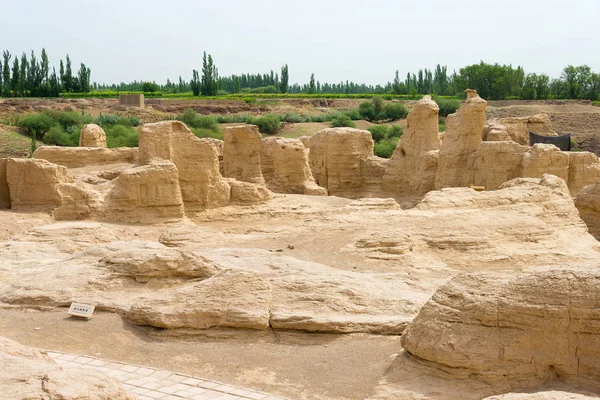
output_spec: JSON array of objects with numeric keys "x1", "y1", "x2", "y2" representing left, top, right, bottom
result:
[{"x1": 47, "y1": 351, "x2": 289, "y2": 400}]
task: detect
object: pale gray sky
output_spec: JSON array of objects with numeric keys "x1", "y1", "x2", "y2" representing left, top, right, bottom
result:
[{"x1": 1, "y1": 0, "x2": 599, "y2": 86}]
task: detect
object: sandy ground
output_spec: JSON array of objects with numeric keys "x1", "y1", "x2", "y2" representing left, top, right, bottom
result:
[{"x1": 0, "y1": 308, "x2": 399, "y2": 400}]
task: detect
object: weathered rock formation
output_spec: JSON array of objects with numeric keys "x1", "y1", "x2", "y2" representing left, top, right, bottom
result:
[
  {"x1": 568, "y1": 152, "x2": 600, "y2": 196},
  {"x1": 223, "y1": 124, "x2": 265, "y2": 184},
  {"x1": 522, "y1": 143, "x2": 569, "y2": 181},
  {"x1": 484, "y1": 113, "x2": 557, "y2": 144},
  {"x1": 2, "y1": 174, "x2": 599, "y2": 337},
  {"x1": 309, "y1": 127, "x2": 379, "y2": 197},
  {"x1": 575, "y1": 180, "x2": 600, "y2": 240},
  {"x1": 227, "y1": 178, "x2": 273, "y2": 204},
  {"x1": 473, "y1": 141, "x2": 530, "y2": 190},
  {"x1": 78, "y1": 123, "x2": 107, "y2": 147},
  {"x1": 33, "y1": 146, "x2": 138, "y2": 168},
  {"x1": 262, "y1": 137, "x2": 327, "y2": 195},
  {"x1": 6, "y1": 158, "x2": 72, "y2": 210},
  {"x1": 482, "y1": 391, "x2": 600, "y2": 400},
  {"x1": 0, "y1": 336, "x2": 133, "y2": 399},
  {"x1": 382, "y1": 95, "x2": 441, "y2": 195},
  {"x1": 139, "y1": 120, "x2": 231, "y2": 209},
  {"x1": 260, "y1": 136, "x2": 278, "y2": 183},
  {"x1": 53, "y1": 182, "x2": 102, "y2": 221},
  {"x1": 103, "y1": 161, "x2": 184, "y2": 223},
  {"x1": 401, "y1": 268, "x2": 600, "y2": 392},
  {"x1": 435, "y1": 91, "x2": 488, "y2": 188},
  {"x1": 0, "y1": 158, "x2": 9, "y2": 208}
]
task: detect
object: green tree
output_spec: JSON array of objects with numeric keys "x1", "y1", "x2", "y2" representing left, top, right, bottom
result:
[
  {"x1": 308, "y1": 73, "x2": 315, "y2": 94},
  {"x1": 588, "y1": 73, "x2": 600, "y2": 101},
  {"x1": 535, "y1": 74, "x2": 550, "y2": 99},
  {"x1": 2, "y1": 51, "x2": 11, "y2": 96},
  {"x1": 190, "y1": 69, "x2": 201, "y2": 96},
  {"x1": 392, "y1": 70, "x2": 401, "y2": 95},
  {"x1": 18, "y1": 53, "x2": 27, "y2": 97},
  {"x1": 10, "y1": 57, "x2": 19, "y2": 95},
  {"x1": 40, "y1": 48, "x2": 49, "y2": 83},
  {"x1": 27, "y1": 50, "x2": 42, "y2": 96},
  {"x1": 201, "y1": 52, "x2": 217, "y2": 96},
  {"x1": 59, "y1": 59, "x2": 65, "y2": 90},
  {"x1": 49, "y1": 67, "x2": 60, "y2": 96},
  {"x1": 433, "y1": 64, "x2": 448, "y2": 95},
  {"x1": 522, "y1": 73, "x2": 538, "y2": 100},
  {"x1": 280, "y1": 64, "x2": 289, "y2": 93},
  {"x1": 62, "y1": 55, "x2": 73, "y2": 92},
  {"x1": 77, "y1": 63, "x2": 91, "y2": 92}
]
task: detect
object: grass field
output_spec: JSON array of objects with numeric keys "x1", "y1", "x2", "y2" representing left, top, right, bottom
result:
[{"x1": 0, "y1": 126, "x2": 39, "y2": 158}]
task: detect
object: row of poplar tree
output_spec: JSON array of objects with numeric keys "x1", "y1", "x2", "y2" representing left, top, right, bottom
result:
[
  {"x1": 3, "y1": 49, "x2": 600, "y2": 101},
  {"x1": 0, "y1": 48, "x2": 91, "y2": 97}
]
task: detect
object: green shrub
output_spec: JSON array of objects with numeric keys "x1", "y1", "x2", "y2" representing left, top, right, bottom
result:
[
  {"x1": 359, "y1": 97, "x2": 388, "y2": 122},
  {"x1": 106, "y1": 125, "x2": 138, "y2": 148},
  {"x1": 94, "y1": 113, "x2": 120, "y2": 126},
  {"x1": 81, "y1": 114, "x2": 94, "y2": 124},
  {"x1": 372, "y1": 96, "x2": 385, "y2": 117},
  {"x1": 388, "y1": 125, "x2": 403, "y2": 138},
  {"x1": 55, "y1": 111, "x2": 83, "y2": 129},
  {"x1": 438, "y1": 116, "x2": 446, "y2": 132},
  {"x1": 358, "y1": 101, "x2": 376, "y2": 121},
  {"x1": 243, "y1": 97, "x2": 256, "y2": 104},
  {"x1": 215, "y1": 114, "x2": 254, "y2": 124},
  {"x1": 179, "y1": 108, "x2": 198, "y2": 126},
  {"x1": 281, "y1": 113, "x2": 305, "y2": 123},
  {"x1": 44, "y1": 126, "x2": 78, "y2": 146},
  {"x1": 191, "y1": 128, "x2": 224, "y2": 140},
  {"x1": 192, "y1": 115, "x2": 219, "y2": 132},
  {"x1": 344, "y1": 109, "x2": 361, "y2": 120},
  {"x1": 367, "y1": 124, "x2": 403, "y2": 142},
  {"x1": 18, "y1": 113, "x2": 56, "y2": 139},
  {"x1": 247, "y1": 85, "x2": 279, "y2": 94},
  {"x1": 436, "y1": 98, "x2": 461, "y2": 116},
  {"x1": 571, "y1": 136, "x2": 582, "y2": 151},
  {"x1": 374, "y1": 137, "x2": 400, "y2": 158},
  {"x1": 178, "y1": 109, "x2": 219, "y2": 132},
  {"x1": 330, "y1": 113, "x2": 356, "y2": 128},
  {"x1": 115, "y1": 116, "x2": 140, "y2": 127},
  {"x1": 367, "y1": 125, "x2": 388, "y2": 142},
  {"x1": 252, "y1": 114, "x2": 281, "y2": 134},
  {"x1": 307, "y1": 113, "x2": 329, "y2": 123},
  {"x1": 142, "y1": 81, "x2": 160, "y2": 92},
  {"x1": 593, "y1": 101, "x2": 600, "y2": 107},
  {"x1": 216, "y1": 90, "x2": 229, "y2": 96},
  {"x1": 384, "y1": 102, "x2": 408, "y2": 120}
]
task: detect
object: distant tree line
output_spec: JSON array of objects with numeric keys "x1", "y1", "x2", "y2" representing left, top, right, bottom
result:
[
  {"x1": 3, "y1": 50, "x2": 600, "y2": 101},
  {"x1": 99, "y1": 59, "x2": 600, "y2": 101},
  {"x1": 0, "y1": 48, "x2": 91, "y2": 97}
]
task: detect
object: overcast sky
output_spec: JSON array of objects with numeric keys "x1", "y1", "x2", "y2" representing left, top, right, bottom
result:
[{"x1": 1, "y1": 0, "x2": 599, "y2": 86}]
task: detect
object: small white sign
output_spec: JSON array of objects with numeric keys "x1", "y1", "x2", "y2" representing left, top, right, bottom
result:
[{"x1": 68, "y1": 302, "x2": 95, "y2": 319}]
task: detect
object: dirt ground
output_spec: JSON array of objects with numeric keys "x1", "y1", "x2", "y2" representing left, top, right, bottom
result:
[
  {"x1": 0, "y1": 308, "x2": 399, "y2": 400},
  {"x1": 485, "y1": 101, "x2": 600, "y2": 153}
]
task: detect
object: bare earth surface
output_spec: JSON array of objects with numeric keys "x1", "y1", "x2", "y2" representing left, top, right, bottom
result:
[{"x1": 0, "y1": 309, "x2": 398, "y2": 400}]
